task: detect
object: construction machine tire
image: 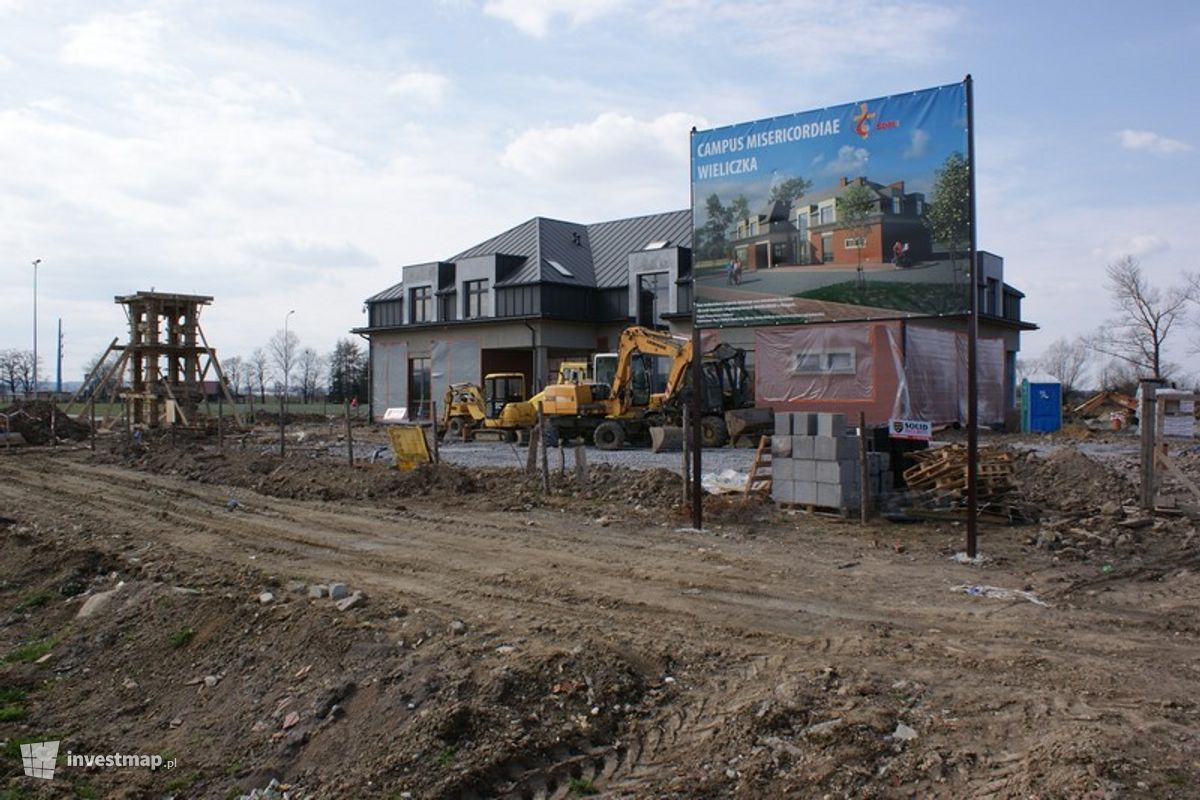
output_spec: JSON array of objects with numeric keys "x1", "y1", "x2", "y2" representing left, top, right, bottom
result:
[
  {"x1": 700, "y1": 415, "x2": 729, "y2": 448},
  {"x1": 593, "y1": 420, "x2": 626, "y2": 451},
  {"x1": 445, "y1": 416, "x2": 467, "y2": 441}
]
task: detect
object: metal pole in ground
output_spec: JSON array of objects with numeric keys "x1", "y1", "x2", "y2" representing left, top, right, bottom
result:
[
  {"x1": 526, "y1": 423, "x2": 539, "y2": 474},
  {"x1": 557, "y1": 440, "x2": 565, "y2": 477},
  {"x1": 279, "y1": 392, "x2": 286, "y2": 458},
  {"x1": 345, "y1": 399, "x2": 354, "y2": 466},
  {"x1": 218, "y1": 392, "x2": 224, "y2": 453},
  {"x1": 574, "y1": 443, "x2": 587, "y2": 482},
  {"x1": 859, "y1": 412, "x2": 869, "y2": 524},
  {"x1": 430, "y1": 400, "x2": 439, "y2": 464},
  {"x1": 537, "y1": 406, "x2": 549, "y2": 493},
  {"x1": 89, "y1": 397, "x2": 96, "y2": 451},
  {"x1": 686, "y1": 410, "x2": 696, "y2": 503},
  {"x1": 1139, "y1": 379, "x2": 1161, "y2": 510}
]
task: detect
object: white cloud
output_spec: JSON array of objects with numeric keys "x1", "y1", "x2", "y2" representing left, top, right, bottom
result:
[
  {"x1": 903, "y1": 128, "x2": 930, "y2": 159},
  {"x1": 1117, "y1": 129, "x2": 1191, "y2": 155},
  {"x1": 482, "y1": 0, "x2": 628, "y2": 37},
  {"x1": 502, "y1": 110, "x2": 703, "y2": 182},
  {"x1": 243, "y1": 237, "x2": 378, "y2": 269},
  {"x1": 0, "y1": 53, "x2": 12, "y2": 72},
  {"x1": 61, "y1": 10, "x2": 174, "y2": 76},
  {"x1": 387, "y1": 71, "x2": 450, "y2": 105},
  {"x1": 822, "y1": 144, "x2": 869, "y2": 176},
  {"x1": 1091, "y1": 233, "x2": 1171, "y2": 260}
]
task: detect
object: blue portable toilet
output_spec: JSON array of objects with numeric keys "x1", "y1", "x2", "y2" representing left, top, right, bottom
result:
[{"x1": 1021, "y1": 375, "x2": 1062, "y2": 433}]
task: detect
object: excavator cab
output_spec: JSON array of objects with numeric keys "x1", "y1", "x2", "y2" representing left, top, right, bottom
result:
[{"x1": 483, "y1": 373, "x2": 527, "y2": 419}]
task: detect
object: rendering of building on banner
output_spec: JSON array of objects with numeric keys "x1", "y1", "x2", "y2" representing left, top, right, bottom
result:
[{"x1": 691, "y1": 80, "x2": 1035, "y2": 426}]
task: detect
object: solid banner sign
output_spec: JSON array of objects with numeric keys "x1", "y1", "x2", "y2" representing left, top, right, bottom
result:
[
  {"x1": 889, "y1": 418, "x2": 933, "y2": 441},
  {"x1": 692, "y1": 81, "x2": 971, "y2": 329}
]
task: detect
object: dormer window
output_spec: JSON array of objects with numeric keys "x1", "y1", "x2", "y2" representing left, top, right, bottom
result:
[{"x1": 464, "y1": 279, "x2": 489, "y2": 318}]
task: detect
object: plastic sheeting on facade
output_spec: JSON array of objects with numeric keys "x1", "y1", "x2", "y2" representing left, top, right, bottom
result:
[
  {"x1": 371, "y1": 340, "x2": 407, "y2": 421},
  {"x1": 755, "y1": 322, "x2": 907, "y2": 422},
  {"x1": 754, "y1": 321, "x2": 1006, "y2": 426},
  {"x1": 431, "y1": 338, "x2": 482, "y2": 409},
  {"x1": 903, "y1": 323, "x2": 1005, "y2": 425}
]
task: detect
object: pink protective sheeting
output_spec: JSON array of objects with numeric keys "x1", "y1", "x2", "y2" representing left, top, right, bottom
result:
[
  {"x1": 755, "y1": 322, "x2": 906, "y2": 421},
  {"x1": 904, "y1": 324, "x2": 1005, "y2": 425}
]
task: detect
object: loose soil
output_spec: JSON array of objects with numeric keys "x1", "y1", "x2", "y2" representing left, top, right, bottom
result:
[{"x1": 1, "y1": 434, "x2": 1199, "y2": 799}]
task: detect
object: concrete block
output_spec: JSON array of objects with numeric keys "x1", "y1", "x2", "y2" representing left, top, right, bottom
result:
[
  {"x1": 771, "y1": 435, "x2": 792, "y2": 458},
  {"x1": 792, "y1": 435, "x2": 815, "y2": 460},
  {"x1": 795, "y1": 481, "x2": 819, "y2": 505},
  {"x1": 336, "y1": 592, "x2": 365, "y2": 612},
  {"x1": 329, "y1": 582, "x2": 349, "y2": 601},
  {"x1": 816, "y1": 413, "x2": 847, "y2": 437},
  {"x1": 818, "y1": 482, "x2": 859, "y2": 509},
  {"x1": 793, "y1": 413, "x2": 818, "y2": 435},
  {"x1": 308, "y1": 584, "x2": 328, "y2": 599},
  {"x1": 774, "y1": 412, "x2": 792, "y2": 437},
  {"x1": 816, "y1": 461, "x2": 858, "y2": 485},
  {"x1": 774, "y1": 458, "x2": 794, "y2": 480},
  {"x1": 814, "y1": 435, "x2": 860, "y2": 462},
  {"x1": 793, "y1": 459, "x2": 816, "y2": 482},
  {"x1": 771, "y1": 479, "x2": 794, "y2": 504}
]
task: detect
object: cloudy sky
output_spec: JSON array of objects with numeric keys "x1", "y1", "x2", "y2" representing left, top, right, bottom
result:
[{"x1": 1, "y1": 0, "x2": 1197, "y2": 383}]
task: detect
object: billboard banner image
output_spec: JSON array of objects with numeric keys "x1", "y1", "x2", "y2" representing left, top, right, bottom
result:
[{"x1": 691, "y1": 81, "x2": 971, "y2": 329}]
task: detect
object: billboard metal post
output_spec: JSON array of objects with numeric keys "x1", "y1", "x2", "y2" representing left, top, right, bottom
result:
[
  {"x1": 690, "y1": 322, "x2": 703, "y2": 530},
  {"x1": 965, "y1": 74, "x2": 979, "y2": 559}
]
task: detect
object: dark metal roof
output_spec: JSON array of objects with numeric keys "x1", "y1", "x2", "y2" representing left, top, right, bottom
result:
[
  {"x1": 367, "y1": 209, "x2": 693, "y2": 301},
  {"x1": 364, "y1": 281, "x2": 405, "y2": 303},
  {"x1": 589, "y1": 210, "x2": 692, "y2": 288}
]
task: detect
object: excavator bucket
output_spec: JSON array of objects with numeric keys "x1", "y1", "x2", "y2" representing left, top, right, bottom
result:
[{"x1": 387, "y1": 425, "x2": 433, "y2": 471}]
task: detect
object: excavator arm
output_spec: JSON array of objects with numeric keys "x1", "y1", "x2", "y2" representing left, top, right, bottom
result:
[{"x1": 606, "y1": 326, "x2": 693, "y2": 416}]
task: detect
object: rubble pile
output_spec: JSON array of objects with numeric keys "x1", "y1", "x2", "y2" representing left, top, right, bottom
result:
[{"x1": 1, "y1": 399, "x2": 90, "y2": 444}]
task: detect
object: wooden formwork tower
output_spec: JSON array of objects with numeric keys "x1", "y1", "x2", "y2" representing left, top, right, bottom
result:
[{"x1": 117, "y1": 291, "x2": 224, "y2": 428}]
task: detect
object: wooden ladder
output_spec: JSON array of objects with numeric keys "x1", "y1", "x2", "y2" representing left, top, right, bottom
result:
[{"x1": 744, "y1": 435, "x2": 773, "y2": 498}]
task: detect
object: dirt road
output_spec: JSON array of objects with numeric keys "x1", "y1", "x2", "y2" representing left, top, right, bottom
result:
[{"x1": 2, "y1": 447, "x2": 1199, "y2": 798}]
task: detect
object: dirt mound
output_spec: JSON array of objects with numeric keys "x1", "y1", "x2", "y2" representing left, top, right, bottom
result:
[
  {"x1": 1, "y1": 400, "x2": 90, "y2": 444},
  {"x1": 1016, "y1": 448, "x2": 1137, "y2": 514}
]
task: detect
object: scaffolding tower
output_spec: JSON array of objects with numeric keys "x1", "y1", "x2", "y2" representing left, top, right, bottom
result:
[{"x1": 68, "y1": 291, "x2": 240, "y2": 429}]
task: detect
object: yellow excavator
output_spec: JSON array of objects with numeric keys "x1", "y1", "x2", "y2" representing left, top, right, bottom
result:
[
  {"x1": 538, "y1": 326, "x2": 749, "y2": 449},
  {"x1": 440, "y1": 373, "x2": 536, "y2": 442}
]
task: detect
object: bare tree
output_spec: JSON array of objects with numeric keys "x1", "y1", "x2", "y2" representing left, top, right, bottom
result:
[
  {"x1": 222, "y1": 355, "x2": 244, "y2": 400},
  {"x1": 1038, "y1": 337, "x2": 1091, "y2": 397},
  {"x1": 81, "y1": 350, "x2": 123, "y2": 398},
  {"x1": 1089, "y1": 256, "x2": 1192, "y2": 381},
  {"x1": 267, "y1": 329, "x2": 300, "y2": 398},
  {"x1": 296, "y1": 347, "x2": 324, "y2": 404},
  {"x1": 250, "y1": 347, "x2": 270, "y2": 402},
  {"x1": 0, "y1": 350, "x2": 24, "y2": 399}
]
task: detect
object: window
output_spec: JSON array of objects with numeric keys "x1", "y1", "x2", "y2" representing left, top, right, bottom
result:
[
  {"x1": 793, "y1": 349, "x2": 856, "y2": 375},
  {"x1": 637, "y1": 271, "x2": 669, "y2": 328},
  {"x1": 463, "y1": 279, "x2": 489, "y2": 319},
  {"x1": 892, "y1": 196, "x2": 902, "y2": 214},
  {"x1": 408, "y1": 357, "x2": 431, "y2": 419},
  {"x1": 794, "y1": 212, "x2": 807, "y2": 235},
  {"x1": 915, "y1": 199, "x2": 923, "y2": 216},
  {"x1": 844, "y1": 237, "x2": 866, "y2": 249},
  {"x1": 818, "y1": 204, "x2": 834, "y2": 225},
  {"x1": 547, "y1": 260, "x2": 573, "y2": 278},
  {"x1": 821, "y1": 233, "x2": 833, "y2": 263},
  {"x1": 644, "y1": 240, "x2": 669, "y2": 250},
  {"x1": 409, "y1": 286, "x2": 432, "y2": 323}
]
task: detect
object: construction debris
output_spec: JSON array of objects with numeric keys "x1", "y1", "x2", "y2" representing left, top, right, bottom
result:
[
  {"x1": 1, "y1": 400, "x2": 90, "y2": 445},
  {"x1": 902, "y1": 444, "x2": 1026, "y2": 521}
]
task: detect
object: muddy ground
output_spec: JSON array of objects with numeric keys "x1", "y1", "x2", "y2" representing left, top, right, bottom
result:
[{"x1": 1, "y1": 428, "x2": 1199, "y2": 799}]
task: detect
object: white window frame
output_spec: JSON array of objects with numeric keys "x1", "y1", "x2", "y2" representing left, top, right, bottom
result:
[
  {"x1": 844, "y1": 236, "x2": 866, "y2": 249},
  {"x1": 792, "y1": 349, "x2": 857, "y2": 375}
]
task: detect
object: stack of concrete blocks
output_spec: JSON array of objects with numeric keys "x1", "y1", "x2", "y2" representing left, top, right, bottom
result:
[{"x1": 770, "y1": 412, "x2": 892, "y2": 511}]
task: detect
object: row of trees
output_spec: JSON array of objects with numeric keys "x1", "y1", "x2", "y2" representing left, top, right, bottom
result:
[
  {"x1": 1030, "y1": 256, "x2": 1197, "y2": 395},
  {"x1": 220, "y1": 334, "x2": 368, "y2": 404},
  {"x1": 0, "y1": 349, "x2": 42, "y2": 397}
]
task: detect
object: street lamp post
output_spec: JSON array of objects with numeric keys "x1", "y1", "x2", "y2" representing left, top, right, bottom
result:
[{"x1": 31, "y1": 259, "x2": 40, "y2": 398}]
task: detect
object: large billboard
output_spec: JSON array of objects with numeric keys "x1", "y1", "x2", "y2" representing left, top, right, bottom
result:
[{"x1": 692, "y1": 81, "x2": 971, "y2": 329}]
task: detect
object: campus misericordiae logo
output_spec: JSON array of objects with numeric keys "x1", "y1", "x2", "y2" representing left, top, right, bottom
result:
[{"x1": 20, "y1": 740, "x2": 60, "y2": 780}]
